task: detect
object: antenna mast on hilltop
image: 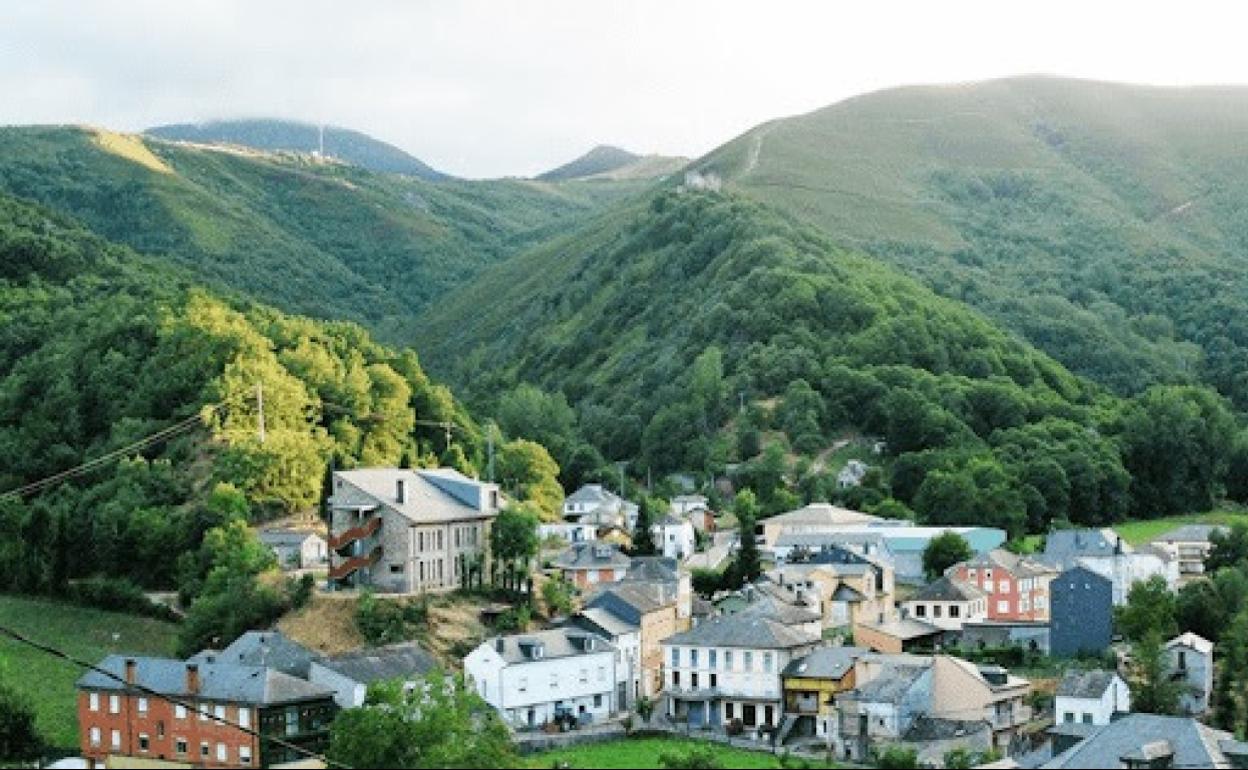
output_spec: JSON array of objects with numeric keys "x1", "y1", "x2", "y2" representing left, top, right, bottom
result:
[{"x1": 318, "y1": 124, "x2": 325, "y2": 157}]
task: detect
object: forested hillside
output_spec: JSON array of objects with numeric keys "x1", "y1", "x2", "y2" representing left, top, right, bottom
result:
[
  {"x1": 696, "y1": 76, "x2": 1248, "y2": 407},
  {"x1": 418, "y1": 189, "x2": 1248, "y2": 536},
  {"x1": 147, "y1": 119, "x2": 450, "y2": 179},
  {"x1": 0, "y1": 127, "x2": 646, "y2": 342},
  {"x1": 0, "y1": 191, "x2": 484, "y2": 597}
]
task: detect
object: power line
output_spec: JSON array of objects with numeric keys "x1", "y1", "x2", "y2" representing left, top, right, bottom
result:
[{"x1": 0, "y1": 625, "x2": 351, "y2": 769}]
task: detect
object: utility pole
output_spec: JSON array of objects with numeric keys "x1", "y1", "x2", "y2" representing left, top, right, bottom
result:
[
  {"x1": 443, "y1": 421, "x2": 453, "y2": 452},
  {"x1": 739, "y1": 390, "x2": 746, "y2": 413},
  {"x1": 256, "y1": 382, "x2": 266, "y2": 444}
]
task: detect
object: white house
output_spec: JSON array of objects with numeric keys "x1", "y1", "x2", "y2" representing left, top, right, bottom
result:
[
  {"x1": 257, "y1": 529, "x2": 327, "y2": 569},
  {"x1": 562, "y1": 484, "x2": 638, "y2": 531},
  {"x1": 464, "y1": 628, "x2": 619, "y2": 730},
  {"x1": 661, "y1": 612, "x2": 819, "y2": 732},
  {"x1": 568, "y1": 608, "x2": 641, "y2": 708},
  {"x1": 900, "y1": 576, "x2": 987, "y2": 631},
  {"x1": 1166, "y1": 632, "x2": 1214, "y2": 716},
  {"x1": 538, "y1": 521, "x2": 597, "y2": 545},
  {"x1": 1054, "y1": 669, "x2": 1130, "y2": 727},
  {"x1": 671, "y1": 495, "x2": 709, "y2": 516},
  {"x1": 653, "y1": 514, "x2": 696, "y2": 561},
  {"x1": 837, "y1": 460, "x2": 870, "y2": 490}
]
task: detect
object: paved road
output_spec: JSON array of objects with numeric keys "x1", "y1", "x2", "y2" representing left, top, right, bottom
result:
[{"x1": 685, "y1": 530, "x2": 737, "y2": 571}]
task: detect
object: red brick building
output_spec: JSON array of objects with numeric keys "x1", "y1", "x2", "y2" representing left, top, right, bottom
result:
[
  {"x1": 77, "y1": 655, "x2": 336, "y2": 768},
  {"x1": 947, "y1": 549, "x2": 1057, "y2": 622}
]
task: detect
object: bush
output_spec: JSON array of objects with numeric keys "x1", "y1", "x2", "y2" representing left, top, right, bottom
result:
[
  {"x1": 355, "y1": 591, "x2": 428, "y2": 645},
  {"x1": 63, "y1": 577, "x2": 180, "y2": 622},
  {"x1": 288, "y1": 573, "x2": 315, "y2": 610},
  {"x1": 493, "y1": 604, "x2": 532, "y2": 633},
  {"x1": 0, "y1": 680, "x2": 41, "y2": 763}
]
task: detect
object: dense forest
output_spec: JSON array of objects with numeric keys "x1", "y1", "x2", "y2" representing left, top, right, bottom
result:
[
  {"x1": 701, "y1": 76, "x2": 1248, "y2": 409},
  {"x1": 0, "y1": 127, "x2": 646, "y2": 343},
  {"x1": 419, "y1": 188, "x2": 1248, "y2": 536},
  {"x1": 0, "y1": 191, "x2": 490, "y2": 616}
]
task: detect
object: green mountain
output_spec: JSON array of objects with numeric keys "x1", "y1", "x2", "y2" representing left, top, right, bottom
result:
[
  {"x1": 0, "y1": 126, "x2": 646, "y2": 342},
  {"x1": 693, "y1": 76, "x2": 1248, "y2": 407},
  {"x1": 416, "y1": 187, "x2": 1246, "y2": 534},
  {"x1": 146, "y1": 118, "x2": 449, "y2": 179},
  {"x1": 537, "y1": 144, "x2": 687, "y2": 181},
  {"x1": 0, "y1": 189, "x2": 484, "y2": 594}
]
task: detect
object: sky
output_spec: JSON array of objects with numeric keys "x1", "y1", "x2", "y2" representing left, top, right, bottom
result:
[{"x1": 3, "y1": 0, "x2": 1247, "y2": 178}]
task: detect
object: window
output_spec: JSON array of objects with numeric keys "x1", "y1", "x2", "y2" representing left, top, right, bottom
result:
[
  {"x1": 138, "y1": 734, "x2": 150, "y2": 752},
  {"x1": 967, "y1": 568, "x2": 977, "y2": 580},
  {"x1": 1082, "y1": 713, "x2": 1092, "y2": 724},
  {"x1": 390, "y1": 564, "x2": 404, "y2": 574},
  {"x1": 1178, "y1": 651, "x2": 1188, "y2": 671},
  {"x1": 199, "y1": 702, "x2": 209, "y2": 721},
  {"x1": 88, "y1": 692, "x2": 99, "y2": 712},
  {"x1": 89, "y1": 727, "x2": 101, "y2": 747},
  {"x1": 933, "y1": 605, "x2": 943, "y2": 618},
  {"x1": 1020, "y1": 597, "x2": 1030, "y2": 612},
  {"x1": 725, "y1": 703, "x2": 734, "y2": 720},
  {"x1": 239, "y1": 707, "x2": 251, "y2": 729},
  {"x1": 672, "y1": 671, "x2": 681, "y2": 687},
  {"x1": 110, "y1": 729, "x2": 122, "y2": 751},
  {"x1": 763, "y1": 653, "x2": 773, "y2": 673},
  {"x1": 285, "y1": 706, "x2": 298, "y2": 737},
  {"x1": 671, "y1": 647, "x2": 680, "y2": 667},
  {"x1": 691, "y1": 673, "x2": 699, "y2": 688},
  {"x1": 950, "y1": 605, "x2": 961, "y2": 618},
  {"x1": 690, "y1": 649, "x2": 699, "y2": 669},
  {"x1": 201, "y1": 742, "x2": 210, "y2": 759},
  {"x1": 594, "y1": 694, "x2": 602, "y2": 708},
  {"x1": 137, "y1": 696, "x2": 148, "y2": 714},
  {"x1": 108, "y1": 694, "x2": 120, "y2": 714},
  {"x1": 915, "y1": 604, "x2": 927, "y2": 617},
  {"x1": 214, "y1": 704, "x2": 226, "y2": 722},
  {"x1": 175, "y1": 738, "x2": 187, "y2": 755},
  {"x1": 218, "y1": 743, "x2": 228, "y2": 762},
  {"x1": 709, "y1": 649, "x2": 718, "y2": 669},
  {"x1": 997, "y1": 600, "x2": 1009, "y2": 614},
  {"x1": 175, "y1": 703, "x2": 187, "y2": 719},
  {"x1": 744, "y1": 652, "x2": 753, "y2": 670},
  {"x1": 725, "y1": 651, "x2": 733, "y2": 671},
  {"x1": 999, "y1": 579, "x2": 1010, "y2": 593},
  {"x1": 240, "y1": 746, "x2": 252, "y2": 766},
  {"x1": 710, "y1": 674, "x2": 718, "y2": 688}
]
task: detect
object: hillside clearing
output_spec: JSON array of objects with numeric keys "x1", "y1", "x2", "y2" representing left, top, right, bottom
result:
[{"x1": 0, "y1": 595, "x2": 179, "y2": 750}]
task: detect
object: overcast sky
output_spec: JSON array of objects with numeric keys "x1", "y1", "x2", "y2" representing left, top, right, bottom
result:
[{"x1": 3, "y1": 0, "x2": 1246, "y2": 178}]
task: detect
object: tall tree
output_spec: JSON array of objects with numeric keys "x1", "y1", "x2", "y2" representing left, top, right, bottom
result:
[
  {"x1": 1132, "y1": 632, "x2": 1181, "y2": 715},
  {"x1": 630, "y1": 496, "x2": 659, "y2": 556},
  {"x1": 726, "y1": 490, "x2": 762, "y2": 588},
  {"x1": 922, "y1": 531, "x2": 974, "y2": 580},
  {"x1": 326, "y1": 675, "x2": 516, "y2": 769},
  {"x1": 495, "y1": 439, "x2": 564, "y2": 522}
]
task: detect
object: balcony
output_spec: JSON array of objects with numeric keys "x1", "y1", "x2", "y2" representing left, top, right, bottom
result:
[
  {"x1": 329, "y1": 545, "x2": 383, "y2": 581},
  {"x1": 329, "y1": 516, "x2": 381, "y2": 551}
]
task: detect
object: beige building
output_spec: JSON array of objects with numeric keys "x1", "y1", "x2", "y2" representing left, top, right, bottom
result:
[
  {"x1": 767, "y1": 547, "x2": 897, "y2": 631},
  {"x1": 328, "y1": 468, "x2": 499, "y2": 593},
  {"x1": 758, "y1": 503, "x2": 880, "y2": 548}
]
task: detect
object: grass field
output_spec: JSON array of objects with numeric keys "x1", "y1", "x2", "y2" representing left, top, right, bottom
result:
[
  {"x1": 1112, "y1": 511, "x2": 1248, "y2": 546},
  {"x1": 0, "y1": 594, "x2": 179, "y2": 750},
  {"x1": 526, "y1": 735, "x2": 827, "y2": 769}
]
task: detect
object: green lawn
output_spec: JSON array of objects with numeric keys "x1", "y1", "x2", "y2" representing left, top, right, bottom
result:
[
  {"x1": 1112, "y1": 511, "x2": 1248, "y2": 546},
  {"x1": 526, "y1": 735, "x2": 821, "y2": 769},
  {"x1": 0, "y1": 594, "x2": 180, "y2": 749}
]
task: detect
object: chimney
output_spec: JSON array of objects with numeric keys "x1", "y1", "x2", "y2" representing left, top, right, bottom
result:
[
  {"x1": 396, "y1": 478, "x2": 406, "y2": 504},
  {"x1": 124, "y1": 658, "x2": 137, "y2": 686},
  {"x1": 185, "y1": 663, "x2": 200, "y2": 695}
]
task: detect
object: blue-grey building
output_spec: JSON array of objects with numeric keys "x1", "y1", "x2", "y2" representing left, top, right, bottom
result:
[{"x1": 1050, "y1": 566, "x2": 1113, "y2": 657}]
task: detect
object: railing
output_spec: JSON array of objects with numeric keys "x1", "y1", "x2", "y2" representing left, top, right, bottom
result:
[
  {"x1": 329, "y1": 516, "x2": 381, "y2": 551},
  {"x1": 329, "y1": 545, "x2": 383, "y2": 581}
]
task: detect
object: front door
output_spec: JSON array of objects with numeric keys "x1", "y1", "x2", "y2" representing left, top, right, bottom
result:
[
  {"x1": 764, "y1": 705, "x2": 774, "y2": 726},
  {"x1": 743, "y1": 704, "x2": 757, "y2": 726}
]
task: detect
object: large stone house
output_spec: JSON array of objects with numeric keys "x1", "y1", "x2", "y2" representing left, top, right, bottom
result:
[
  {"x1": 662, "y1": 612, "x2": 820, "y2": 733},
  {"x1": 327, "y1": 468, "x2": 500, "y2": 593},
  {"x1": 77, "y1": 655, "x2": 337, "y2": 768},
  {"x1": 553, "y1": 542, "x2": 632, "y2": 589},
  {"x1": 768, "y1": 544, "x2": 897, "y2": 630},
  {"x1": 464, "y1": 628, "x2": 620, "y2": 730}
]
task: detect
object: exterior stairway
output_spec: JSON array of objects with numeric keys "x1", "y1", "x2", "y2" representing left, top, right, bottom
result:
[
  {"x1": 328, "y1": 515, "x2": 381, "y2": 550},
  {"x1": 329, "y1": 545, "x2": 383, "y2": 581}
]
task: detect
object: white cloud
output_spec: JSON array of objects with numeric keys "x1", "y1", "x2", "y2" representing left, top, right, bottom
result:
[{"x1": 1, "y1": 0, "x2": 1245, "y2": 177}]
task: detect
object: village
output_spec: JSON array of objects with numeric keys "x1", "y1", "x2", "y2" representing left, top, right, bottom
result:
[{"x1": 64, "y1": 463, "x2": 1246, "y2": 769}]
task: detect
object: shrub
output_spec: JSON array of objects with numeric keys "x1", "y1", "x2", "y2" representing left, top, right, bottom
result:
[
  {"x1": 63, "y1": 577, "x2": 180, "y2": 622},
  {"x1": 355, "y1": 591, "x2": 428, "y2": 645}
]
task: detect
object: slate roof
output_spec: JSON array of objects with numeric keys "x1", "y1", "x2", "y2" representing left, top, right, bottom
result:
[
  {"x1": 488, "y1": 628, "x2": 616, "y2": 665},
  {"x1": 257, "y1": 529, "x2": 324, "y2": 548},
  {"x1": 77, "y1": 655, "x2": 333, "y2": 705},
  {"x1": 194, "y1": 631, "x2": 317, "y2": 679},
  {"x1": 908, "y1": 576, "x2": 985, "y2": 603},
  {"x1": 1041, "y1": 714, "x2": 1234, "y2": 769},
  {"x1": 1056, "y1": 669, "x2": 1118, "y2": 699},
  {"x1": 330, "y1": 468, "x2": 494, "y2": 524},
  {"x1": 1153, "y1": 524, "x2": 1228, "y2": 544},
  {"x1": 903, "y1": 715, "x2": 991, "y2": 742},
  {"x1": 572, "y1": 607, "x2": 639, "y2": 639},
  {"x1": 622, "y1": 556, "x2": 679, "y2": 584},
  {"x1": 317, "y1": 642, "x2": 438, "y2": 684},
  {"x1": 553, "y1": 542, "x2": 632, "y2": 570},
  {"x1": 1166, "y1": 631, "x2": 1214, "y2": 655},
  {"x1": 766, "y1": 503, "x2": 880, "y2": 527},
  {"x1": 1040, "y1": 529, "x2": 1126, "y2": 570},
  {"x1": 858, "y1": 617, "x2": 944, "y2": 641},
  {"x1": 782, "y1": 646, "x2": 867, "y2": 680},
  {"x1": 738, "y1": 595, "x2": 822, "y2": 626},
  {"x1": 850, "y1": 663, "x2": 929, "y2": 703},
  {"x1": 565, "y1": 485, "x2": 617, "y2": 506},
  {"x1": 664, "y1": 612, "x2": 817, "y2": 649}
]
